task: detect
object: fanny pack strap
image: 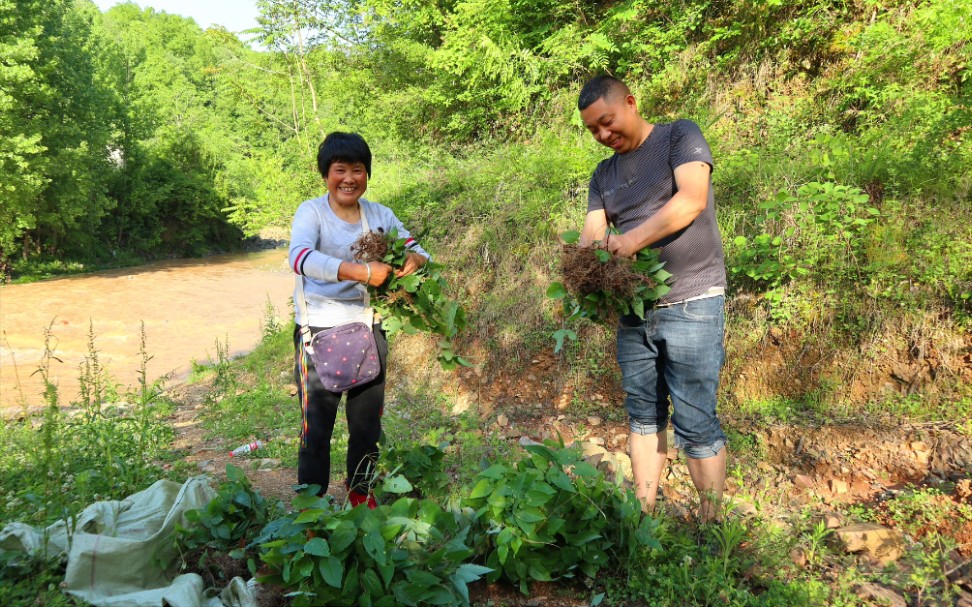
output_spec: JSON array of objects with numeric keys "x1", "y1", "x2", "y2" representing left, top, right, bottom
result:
[{"x1": 297, "y1": 200, "x2": 375, "y2": 355}]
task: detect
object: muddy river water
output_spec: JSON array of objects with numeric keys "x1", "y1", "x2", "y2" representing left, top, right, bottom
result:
[{"x1": 0, "y1": 249, "x2": 295, "y2": 413}]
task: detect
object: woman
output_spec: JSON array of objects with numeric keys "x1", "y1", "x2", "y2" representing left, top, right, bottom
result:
[{"x1": 288, "y1": 132, "x2": 428, "y2": 507}]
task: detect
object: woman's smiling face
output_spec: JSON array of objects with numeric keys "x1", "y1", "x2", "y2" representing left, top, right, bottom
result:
[{"x1": 325, "y1": 160, "x2": 368, "y2": 207}]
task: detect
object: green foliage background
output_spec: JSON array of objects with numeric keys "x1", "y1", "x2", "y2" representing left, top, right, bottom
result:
[{"x1": 2, "y1": 0, "x2": 970, "y2": 410}]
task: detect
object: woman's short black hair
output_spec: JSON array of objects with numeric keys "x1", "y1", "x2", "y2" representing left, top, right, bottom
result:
[{"x1": 317, "y1": 132, "x2": 372, "y2": 178}]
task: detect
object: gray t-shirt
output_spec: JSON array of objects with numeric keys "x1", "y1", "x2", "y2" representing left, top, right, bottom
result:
[{"x1": 587, "y1": 119, "x2": 727, "y2": 304}]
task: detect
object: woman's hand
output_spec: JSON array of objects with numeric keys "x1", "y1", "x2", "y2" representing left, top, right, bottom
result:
[
  {"x1": 395, "y1": 252, "x2": 428, "y2": 277},
  {"x1": 366, "y1": 261, "x2": 393, "y2": 286}
]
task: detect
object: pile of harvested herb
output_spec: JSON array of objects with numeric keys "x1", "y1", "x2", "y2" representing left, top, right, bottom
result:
[
  {"x1": 352, "y1": 228, "x2": 469, "y2": 369},
  {"x1": 547, "y1": 230, "x2": 671, "y2": 351},
  {"x1": 350, "y1": 230, "x2": 389, "y2": 263}
]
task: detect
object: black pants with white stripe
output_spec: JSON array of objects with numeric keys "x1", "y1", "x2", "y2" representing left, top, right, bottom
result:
[{"x1": 293, "y1": 324, "x2": 387, "y2": 495}]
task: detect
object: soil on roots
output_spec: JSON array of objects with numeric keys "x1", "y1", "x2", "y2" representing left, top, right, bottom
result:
[
  {"x1": 351, "y1": 231, "x2": 389, "y2": 263},
  {"x1": 559, "y1": 243, "x2": 655, "y2": 300}
]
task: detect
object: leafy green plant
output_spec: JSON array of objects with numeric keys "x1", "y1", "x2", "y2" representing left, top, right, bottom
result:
[
  {"x1": 176, "y1": 464, "x2": 278, "y2": 554},
  {"x1": 547, "y1": 230, "x2": 671, "y2": 352},
  {"x1": 462, "y1": 440, "x2": 656, "y2": 594},
  {"x1": 355, "y1": 228, "x2": 471, "y2": 370},
  {"x1": 256, "y1": 486, "x2": 490, "y2": 607},
  {"x1": 731, "y1": 181, "x2": 880, "y2": 290},
  {"x1": 378, "y1": 442, "x2": 450, "y2": 500}
]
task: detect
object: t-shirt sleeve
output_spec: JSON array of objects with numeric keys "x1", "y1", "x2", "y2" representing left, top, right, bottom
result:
[
  {"x1": 669, "y1": 120, "x2": 714, "y2": 172},
  {"x1": 586, "y1": 170, "x2": 604, "y2": 213},
  {"x1": 288, "y1": 202, "x2": 343, "y2": 282}
]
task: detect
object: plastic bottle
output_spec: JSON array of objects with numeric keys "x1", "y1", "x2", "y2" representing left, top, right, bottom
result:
[{"x1": 229, "y1": 440, "x2": 264, "y2": 457}]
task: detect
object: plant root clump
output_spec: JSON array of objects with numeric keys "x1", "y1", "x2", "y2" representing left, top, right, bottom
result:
[
  {"x1": 351, "y1": 231, "x2": 389, "y2": 263},
  {"x1": 559, "y1": 243, "x2": 654, "y2": 300}
]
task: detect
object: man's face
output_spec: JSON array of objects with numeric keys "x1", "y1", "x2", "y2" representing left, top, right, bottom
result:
[
  {"x1": 325, "y1": 161, "x2": 368, "y2": 207},
  {"x1": 580, "y1": 93, "x2": 642, "y2": 154}
]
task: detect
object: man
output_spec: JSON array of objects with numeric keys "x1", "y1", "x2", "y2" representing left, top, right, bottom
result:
[{"x1": 577, "y1": 75, "x2": 728, "y2": 523}]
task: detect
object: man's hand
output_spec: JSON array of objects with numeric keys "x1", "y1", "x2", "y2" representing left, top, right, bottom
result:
[
  {"x1": 579, "y1": 209, "x2": 608, "y2": 248},
  {"x1": 395, "y1": 252, "x2": 428, "y2": 277},
  {"x1": 606, "y1": 231, "x2": 638, "y2": 258}
]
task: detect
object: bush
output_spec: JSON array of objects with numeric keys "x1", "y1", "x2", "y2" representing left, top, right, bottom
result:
[{"x1": 462, "y1": 441, "x2": 656, "y2": 594}]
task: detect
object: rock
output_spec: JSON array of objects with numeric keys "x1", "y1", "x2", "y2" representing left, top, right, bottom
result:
[
  {"x1": 909, "y1": 440, "x2": 929, "y2": 454},
  {"x1": 793, "y1": 474, "x2": 814, "y2": 489},
  {"x1": 196, "y1": 459, "x2": 217, "y2": 473},
  {"x1": 451, "y1": 392, "x2": 474, "y2": 414},
  {"x1": 732, "y1": 499, "x2": 758, "y2": 518},
  {"x1": 789, "y1": 547, "x2": 807, "y2": 568},
  {"x1": 853, "y1": 583, "x2": 906, "y2": 607},
  {"x1": 610, "y1": 433, "x2": 626, "y2": 447},
  {"x1": 252, "y1": 458, "x2": 281, "y2": 471},
  {"x1": 587, "y1": 416, "x2": 602, "y2": 426},
  {"x1": 812, "y1": 512, "x2": 844, "y2": 529},
  {"x1": 589, "y1": 436, "x2": 605, "y2": 446},
  {"x1": 667, "y1": 463, "x2": 688, "y2": 480},
  {"x1": 756, "y1": 462, "x2": 775, "y2": 474},
  {"x1": 830, "y1": 479, "x2": 849, "y2": 495},
  {"x1": 598, "y1": 452, "x2": 633, "y2": 482},
  {"x1": 497, "y1": 414, "x2": 509, "y2": 427},
  {"x1": 519, "y1": 436, "x2": 543, "y2": 448},
  {"x1": 580, "y1": 441, "x2": 608, "y2": 459},
  {"x1": 956, "y1": 479, "x2": 972, "y2": 503},
  {"x1": 956, "y1": 590, "x2": 972, "y2": 607},
  {"x1": 834, "y1": 523, "x2": 905, "y2": 564}
]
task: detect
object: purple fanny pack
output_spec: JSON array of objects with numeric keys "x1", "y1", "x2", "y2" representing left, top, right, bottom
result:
[{"x1": 307, "y1": 322, "x2": 381, "y2": 392}]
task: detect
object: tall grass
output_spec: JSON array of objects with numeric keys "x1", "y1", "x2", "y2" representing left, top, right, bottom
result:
[{"x1": 0, "y1": 324, "x2": 179, "y2": 604}]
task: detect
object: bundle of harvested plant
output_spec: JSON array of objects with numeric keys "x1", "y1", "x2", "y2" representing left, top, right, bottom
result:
[
  {"x1": 352, "y1": 228, "x2": 469, "y2": 369},
  {"x1": 547, "y1": 230, "x2": 671, "y2": 351}
]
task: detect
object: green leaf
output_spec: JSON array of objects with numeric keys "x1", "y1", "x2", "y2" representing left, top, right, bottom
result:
[
  {"x1": 468, "y1": 478, "x2": 494, "y2": 500},
  {"x1": 294, "y1": 508, "x2": 325, "y2": 524},
  {"x1": 330, "y1": 522, "x2": 357, "y2": 553},
  {"x1": 363, "y1": 530, "x2": 387, "y2": 565},
  {"x1": 479, "y1": 464, "x2": 508, "y2": 480},
  {"x1": 304, "y1": 537, "x2": 330, "y2": 557},
  {"x1": 595, "y1": 249, "x2": 611, "y2": 263},
  {"x1": 317, "y1": 556, "x2": 344, "y2": 588},
  {"x1": 362, "y1": 568, "x2": 384, "y2": 595},
  {"x1": 552, "y1": 328, "x2": 577, "y2": 353},
  {"x1": 226, "y1": 464, "x2": 245, "y2": 483},
  {"x1": 546, "y1": 282, "x2": 568, "y2": 299},
  {"x1": 560, "y1": 230, "x2": 581, "y2": 244},
  {"x1": 382, "y1": 474, "x2": 414, "y2": 494}
]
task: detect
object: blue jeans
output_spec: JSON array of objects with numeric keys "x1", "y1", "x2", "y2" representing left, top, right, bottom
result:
[{"x1": 616, "y1": 296, "x2": 727, "y2": 459}]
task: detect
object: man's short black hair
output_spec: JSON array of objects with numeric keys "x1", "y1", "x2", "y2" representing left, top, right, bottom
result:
[
  {"x1": 577, "y1": 75, "x2": 631, "y2": 111},
  {"x1": 317, "y1": 132, "x2": 372, "y2": 178}
]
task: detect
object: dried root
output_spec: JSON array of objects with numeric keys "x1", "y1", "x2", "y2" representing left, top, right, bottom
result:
[
  {"x1": 559, "y1": 243, "x2": 655, "y2": 299},
  {"x1": 351, "y1": 231, "x2": 389, "y2": 263}
]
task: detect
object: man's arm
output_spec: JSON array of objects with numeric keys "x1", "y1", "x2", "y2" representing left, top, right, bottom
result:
[
  {"x1": 579, "y1": 209, "x2": 609, "y2": 247},
  {"x1": 606, "y1": 161, "x2": 711, "y2": 257}
]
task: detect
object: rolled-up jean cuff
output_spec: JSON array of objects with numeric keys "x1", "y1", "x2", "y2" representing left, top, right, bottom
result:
[
  {"x1": 629, "y1": 418, "x2": 666, "y2": 436},
  {"x1": 681, "y1": 438, "x2": 727, "y2": 460}
]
